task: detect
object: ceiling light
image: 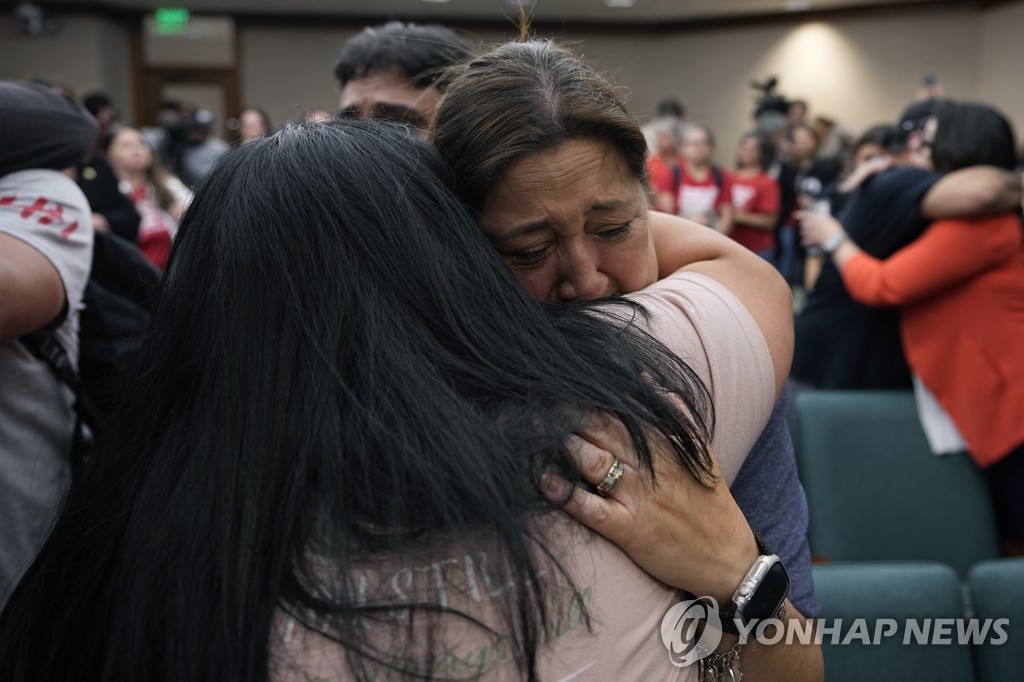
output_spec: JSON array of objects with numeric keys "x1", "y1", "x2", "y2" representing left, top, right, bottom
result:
[
  {"x1": 605, "y1": 0, "x2": 636, "y2": 7},
  {"x1": 785, "y1": 0, "x2": 812, "y2": 10}
]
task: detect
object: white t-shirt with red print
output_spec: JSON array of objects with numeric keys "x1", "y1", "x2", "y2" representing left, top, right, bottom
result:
[{"x1": 0, "y1": 169, "x2": 93, "y2": 607}]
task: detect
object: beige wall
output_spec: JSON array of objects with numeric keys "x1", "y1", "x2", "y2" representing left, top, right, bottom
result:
[
  {"x1": 1, "y1": 4, "x2": 1021, "y2": 154},
  {"x1": 238, "y1": 5, "x2": 993, "y2": 163},
  {"x1": 239, "y1": 25, "x2": 512, "y2": 125},
  {"x1": 240, "y1": 25, "x2": 358, "y2": 124},
  {"x1": 550, "y1": 5, "x2": 981, "y2": 162},
  {"x1": 0, "y1": 13, "x2": 133, "y2": 122},
  {"x1": 977, "y1": 1, "x2": 1024, "y2": 146}
]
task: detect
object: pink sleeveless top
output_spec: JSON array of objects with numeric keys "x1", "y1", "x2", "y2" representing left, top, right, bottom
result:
[{"x1": 272, "y1": 272, "x2": 776, "y2": 681}]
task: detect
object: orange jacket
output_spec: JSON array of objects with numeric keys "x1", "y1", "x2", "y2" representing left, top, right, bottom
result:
[{"x1": 842, "y1": 214, "x2": 1024, "y2": 467}]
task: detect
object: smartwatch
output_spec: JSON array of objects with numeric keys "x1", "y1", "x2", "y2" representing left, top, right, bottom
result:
[
  {"x1": 822, "y1": 232, "x2": 847, "y2": 254},
  {"x1": 718, "y1": 533, "x2": 791, "y2": 635}
]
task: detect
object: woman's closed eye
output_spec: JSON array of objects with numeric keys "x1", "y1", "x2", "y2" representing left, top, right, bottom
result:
[
  {"x1": 502, "y1": 244, "x2": 551, "y2": 267},
  {"x1": 596, "y1": 222, "x2": 633, "y2": 240}
]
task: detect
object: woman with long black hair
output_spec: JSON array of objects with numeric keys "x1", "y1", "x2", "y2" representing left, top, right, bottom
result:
[{"x1": 0, "y1": 121, "x2": 796, "y2": 680}]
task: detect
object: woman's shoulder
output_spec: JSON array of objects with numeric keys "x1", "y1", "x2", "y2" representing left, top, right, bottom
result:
[
  {"x1": 624, "y1": 271, "x2": 776, "y2": 481},
  {"x1": 628, "y1": 270, "x2": 771, "y2": 361}
]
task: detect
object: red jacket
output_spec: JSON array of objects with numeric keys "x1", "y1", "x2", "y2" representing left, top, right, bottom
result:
[{"x1": 842, "y1": 214, "x2": 1024, "y2": 467}]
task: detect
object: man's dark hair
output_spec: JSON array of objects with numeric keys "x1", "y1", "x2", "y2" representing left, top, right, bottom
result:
[
  {"x1": 333, "y1": 21, "x2": 471, "y2": 90},
  {"x1": 852, "y1": 124, "x2": 899, "y2": 155},
  {"x1": 655, "y1": 97, "x2": 685, "y2": 119},
  {"x1": 895, "y1": 98, "x2": 947, "y2": 139},
  {"x1": 83, "y1": 91, "x2": 114, "y2": 118}
]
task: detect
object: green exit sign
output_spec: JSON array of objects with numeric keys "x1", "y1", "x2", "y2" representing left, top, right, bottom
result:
[{"x1": 154, "y1": 8, "x2": 191, "y2": 35}]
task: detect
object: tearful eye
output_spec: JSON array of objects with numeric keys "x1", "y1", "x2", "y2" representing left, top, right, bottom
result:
[
  {"x1": 503, "y1": 246, "x2": 550, "y2": 267},
  {"x1": 597, "y1": 223, "x2": 632, "y2": 239}
]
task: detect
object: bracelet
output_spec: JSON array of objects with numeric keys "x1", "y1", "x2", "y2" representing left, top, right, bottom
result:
[{"x1": 698, "y1": 641, "x2": 743, "y2": 682}]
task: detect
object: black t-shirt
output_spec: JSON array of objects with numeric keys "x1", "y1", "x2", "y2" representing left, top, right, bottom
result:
[
  {"x1": 778, "y1": 161, "x2": 840, "y2": 219},
  {"x1": 792, "y1": 166, "x2": 941, "y2": 389},
  {"x1": 76, "y1": 155, "x2": 141, "y2": 243}
]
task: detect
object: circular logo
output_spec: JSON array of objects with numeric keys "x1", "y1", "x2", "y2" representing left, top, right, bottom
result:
[{"x1": 660, "y1": 597, "x2": 723, "y2": 667}]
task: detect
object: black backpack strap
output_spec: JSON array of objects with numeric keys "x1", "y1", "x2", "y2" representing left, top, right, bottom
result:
[
  {"x1": 19, "y1": 332, "x2": 99, "y2": 479},
  {"x1": 20, "y1": 332, "x2": 82, "y2": 396},
  {"x1": 711, "y1": 165, "x2": 724, "y2": 192}
]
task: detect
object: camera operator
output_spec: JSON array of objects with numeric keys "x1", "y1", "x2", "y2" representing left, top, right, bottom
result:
[
  {"x1": 751, "y1": 77, "x2": 790, "y2": 145},
  {"x1": 145, "y1": 103, "x2": 228, "y2": 189}
]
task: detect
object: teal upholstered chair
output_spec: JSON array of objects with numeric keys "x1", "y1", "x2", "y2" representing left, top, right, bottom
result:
[
  {"x1": 791, "y1": 390, "x2": 1000, "y2": 576},
  {"x1": 812, "y1": 562, "x2": 974, "y2": 682},
  {"x1": 968, "y1": 558, "x2": 1024, "y2": 682}
]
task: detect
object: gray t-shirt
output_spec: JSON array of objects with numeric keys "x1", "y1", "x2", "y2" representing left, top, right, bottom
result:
[
  {"x1": 181, "y1": 136, "x2": 229, "y2": 187},
  {"x1": 0, "y1": 169, "x2": 93, "y2": 604}
]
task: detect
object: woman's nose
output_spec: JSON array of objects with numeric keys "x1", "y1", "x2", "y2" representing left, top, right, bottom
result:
[{"x1": 555, "y1": 244, "x2": 609, "y2": 302}]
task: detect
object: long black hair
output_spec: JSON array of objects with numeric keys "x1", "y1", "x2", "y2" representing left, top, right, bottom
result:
[
  {"x1": 0, "y1": 121, "x2": 712, "y2": 681},
  {"x1": 930, "y1": 100, "x2": 1018, "y2": 172}
]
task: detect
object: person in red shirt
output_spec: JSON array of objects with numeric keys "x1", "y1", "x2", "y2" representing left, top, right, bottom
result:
[
  {"x1": 652, "y1": 124, "x2": 732, "y2": 232},
  {"x1": 726, "y1": 133, "x2": 781, "y2": 259},
  {"x1": 104, "y1": 126, "x2": 191, "y2": 270},
  {"x1": 645, "y1": 117, "x2": 683, "y2": 214}
]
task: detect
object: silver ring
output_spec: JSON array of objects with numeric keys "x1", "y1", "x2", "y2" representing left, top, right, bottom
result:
[{"x1": 595, "y1": 458, "x2": 625, "y2": 497}]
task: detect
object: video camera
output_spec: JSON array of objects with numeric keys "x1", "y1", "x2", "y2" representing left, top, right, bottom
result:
[{"x1": 750, "y1": 77, "x2": 790, "y2": 136}]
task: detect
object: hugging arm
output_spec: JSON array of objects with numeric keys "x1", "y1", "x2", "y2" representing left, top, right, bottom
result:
[
  {"x1": 650, "y1": 210, "x2": 793, "y2": 397},
  {"x1": 800, "y1": 212, "x2": 1020, "y2": 307},
  {"x1": 539, "y1": 245, "x2": 818, "y2": 678},
  {"x1": 920, "y1": 166, "x2": 1021, "y2": 220},
  {"x1": 542, "y1": 422, "x2": 824, "y2": 682}
]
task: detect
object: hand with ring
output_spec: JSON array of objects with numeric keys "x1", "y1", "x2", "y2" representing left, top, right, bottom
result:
[
  {"x1": 594, "y1": 457, "x2": 624, "y2": 496},
  {"x1": 541, "y1": 413, "x2": 760, "y2": 606}
]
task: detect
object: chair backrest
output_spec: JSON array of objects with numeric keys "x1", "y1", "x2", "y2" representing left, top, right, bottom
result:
[
  {"x1": 967, "y1": 558, "x2": 1024, "y2": 682},
  {"x1": 791, "y1": 390, "x2": 1000, "y2": 576},
  {"x1": 812, "y1": 562, "x2": 975, "y2": 682}
]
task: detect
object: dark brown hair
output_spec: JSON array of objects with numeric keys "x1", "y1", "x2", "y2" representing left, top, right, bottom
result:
[
  {"x1": 930, "y1": 100, "x2": 1018, "y2": 173},
  {"x1": 431, "y1": 40, "x2": 647, "y2": 212}
]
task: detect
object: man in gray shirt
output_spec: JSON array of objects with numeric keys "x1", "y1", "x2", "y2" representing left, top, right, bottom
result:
[{"x1": 0, "y1": 82, "x2": 96, "y2": 605}]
